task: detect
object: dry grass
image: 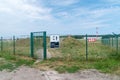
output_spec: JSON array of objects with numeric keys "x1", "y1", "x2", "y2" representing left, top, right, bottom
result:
[{"x1": 36, "y1": 37, "x2": 120, "y2": 74}]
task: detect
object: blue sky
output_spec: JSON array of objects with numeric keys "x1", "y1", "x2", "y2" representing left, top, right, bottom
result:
[{"x1": 0, "y1": 0, "x2": 120, "y2": 36}]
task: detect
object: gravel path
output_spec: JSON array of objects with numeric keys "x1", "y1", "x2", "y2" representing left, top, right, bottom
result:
[{"x1": 0, "y1": 66, "x2": 119, "y2": 80}]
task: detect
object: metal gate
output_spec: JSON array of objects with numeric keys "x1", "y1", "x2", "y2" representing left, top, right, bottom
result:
[{"x1": 30, "y1": 31, "x2": 47, "y2": 60}]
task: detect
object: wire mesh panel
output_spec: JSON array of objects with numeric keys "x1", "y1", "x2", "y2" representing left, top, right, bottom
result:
[
  {"x1": 101, "y1": 35, "x2": 119, "y2": 55},
  {"x1": 88, "y1": 37, "x2": 108, "y2": 59},
  {"x1": 34, "y1": 34, "x2": 43, "y2": 59},
  {"x1": 15, "y1": 35, "x2": 30, "y2": 56},
  {"x1": 0, "y1": 34, "x2": 119, "y2": 60},
  {"x1": 0, "y1": 35, "x2": 30, "y2": 57},
  {"x1": 30, "y1": 31, "x2": 46, "y2": 60},
  {"x1": 0, "y1": 36, "x2": 13, "y2": 54},
  {"x1": 111, "y1": 36, "x2": 115, "y2": 48},
  {"x1": 47, "y1": 35, "x2": 86, "y2": 60},
  {"x1": 87, "y1": 35, "x2": 119, "y2": 60},
  {"x1": 119, "y1": 37, "x2": 120, "y2": 52}
]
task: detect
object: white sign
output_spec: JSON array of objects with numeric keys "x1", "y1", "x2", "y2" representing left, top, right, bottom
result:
[{"x1": 50, "y1": 35, "x2": 59, "y2": 42}]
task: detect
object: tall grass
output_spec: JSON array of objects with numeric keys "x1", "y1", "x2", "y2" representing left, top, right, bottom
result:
[
  {"x1": 48, "y1": 37, "x2": 117, "y2": 61},
  {"x1": 0, "y1": 52, "x2": 35, "y2": 71},
  {"x1": 38, "y1": 37, "x2": 120, "y2": 74},
  {"x1": 0, "y1": 38, "x2": 30, "y2": 57}
]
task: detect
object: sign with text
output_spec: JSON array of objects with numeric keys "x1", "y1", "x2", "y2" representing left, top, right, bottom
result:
[
  {"x1": 50, "y1": 35, "x2": 60, "y2": 48},
  {"x1": 88, "y1": 38, "x2": 96, "y2": 42}
]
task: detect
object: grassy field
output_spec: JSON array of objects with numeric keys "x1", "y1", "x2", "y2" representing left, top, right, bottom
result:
[
  {"x1": 0, "y1": 37, "x2": 120, "y2": 75},
  {"x1": 0, "y1": 38, "x2": 30, "y2": 56},
  {"x1": 0, "y1": 37, "x2": 43, "y2": 71},
  {"x1": 34, "y1": 37, "x2": 120, "y2": 75}
]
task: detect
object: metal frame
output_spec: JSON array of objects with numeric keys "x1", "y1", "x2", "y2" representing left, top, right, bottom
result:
[{"x1": 30, "y1": 31, "x2": 47, "y2": 60}]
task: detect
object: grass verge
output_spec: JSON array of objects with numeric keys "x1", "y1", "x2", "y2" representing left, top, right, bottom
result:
[
  {"x1": 34, "y1": 56, "x2": 120, "y2": 75},
  {"x1": 0, "y1": 52, "x2": 35, "y2": 71},
  {"x1": 34, "y1": 37, "x2": 120, "y2": 75}
]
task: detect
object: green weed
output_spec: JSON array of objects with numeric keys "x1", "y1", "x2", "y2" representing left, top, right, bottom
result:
[
  {"x1": 0, "y1": 63, "x2": 16, "y2": 71},
  {"x1": 38, "y1": 37, "x2": 120, "y2": 74},
  {"x1": 55, "y1": 65, "x2": 79, "y2": 73},
  {"x1": 0, "y1": 52, "x2": 35, "y2": 71}
]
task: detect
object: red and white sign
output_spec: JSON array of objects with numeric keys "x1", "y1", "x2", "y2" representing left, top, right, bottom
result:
[{"x1": 88, "y1": 38, "x2": 96, "y2": 42}]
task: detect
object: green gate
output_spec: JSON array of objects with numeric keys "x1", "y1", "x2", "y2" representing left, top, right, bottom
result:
[{"x1": 30, "y1": 31, "x2": 47, "y2": 60}]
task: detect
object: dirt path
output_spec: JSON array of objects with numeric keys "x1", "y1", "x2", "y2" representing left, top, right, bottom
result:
[
  {"x1": 0, "y1": 66, "x2": 119, "y2": 80},
  {"x1": 35, "y1": 49, "x2": 51, "y2": 60}
]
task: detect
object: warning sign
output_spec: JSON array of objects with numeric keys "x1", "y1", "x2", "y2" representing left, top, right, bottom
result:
[{"x1": 50, "y1": 35, "x2": 60, "y2": 48}]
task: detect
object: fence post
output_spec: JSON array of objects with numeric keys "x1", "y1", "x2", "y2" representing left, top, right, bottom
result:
[
  {"x1": 116, "y1": 35, "x2": 118, "y2": 54},
  {"x1": 43, "y1": 31, "x2": 47, "y2": 60},
  {"x1": 102, "y1": 38, "x2": 104, "y2": 45},
  {"x1": 30, "y1": 32, "x2": 34, "y2": 58},
  {"x1": 112, "y1": 37, "x2": 113, "y2": 47},
  {"x1": 13, "y1": 36, "x2": 15, "y2": 55},
  {"x1": 108, "y1": 38, "x2": 110, "y2": 46},
  {"x1": 102, "y1": 38, "x2": 105, "y2": 45},
  {"x1": 104, "y1": 39, "x2": 106, "y2": 45},
  {"x1": 107, "y1": 38, "x2": 109, "y2": 46},
  {"x1": 86, "y1": 34, "x2": 88, "y2": 61},
  {"x1": 1, "y1": 37, "x2": 3, "y2": 52}
]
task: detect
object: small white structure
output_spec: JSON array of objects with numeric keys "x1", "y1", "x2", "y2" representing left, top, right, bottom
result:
[{"x1": 50, "y1": 35, "x2": 60, "y2": 48}]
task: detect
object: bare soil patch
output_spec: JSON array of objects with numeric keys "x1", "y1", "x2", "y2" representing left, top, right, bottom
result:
[{"x1": 0, "y1": 66, "x2": 119, "y2": 80}]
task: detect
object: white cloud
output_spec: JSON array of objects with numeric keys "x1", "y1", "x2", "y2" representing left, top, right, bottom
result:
[
  {"x1": 0, "y1": 7, "x2": 13, "y2": 13},
  {"x1": 0, "y1": 0, "x2": 120, "y2": 35},
  {"x1": 53, "y1": 5, "x2": 120, "y2": 31},
  {"x1": 90, "y1": 6, "x2": 120, "y2": 20},
  {"x1": 55, "y1": 12, "x2": 70, "y2": 19},
  {"x1": 79, "y1": 20, "x2": 110, "y2": 29},
  {"x1": 0, "y1": 0, "x2": 52, "y2": 20}
]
